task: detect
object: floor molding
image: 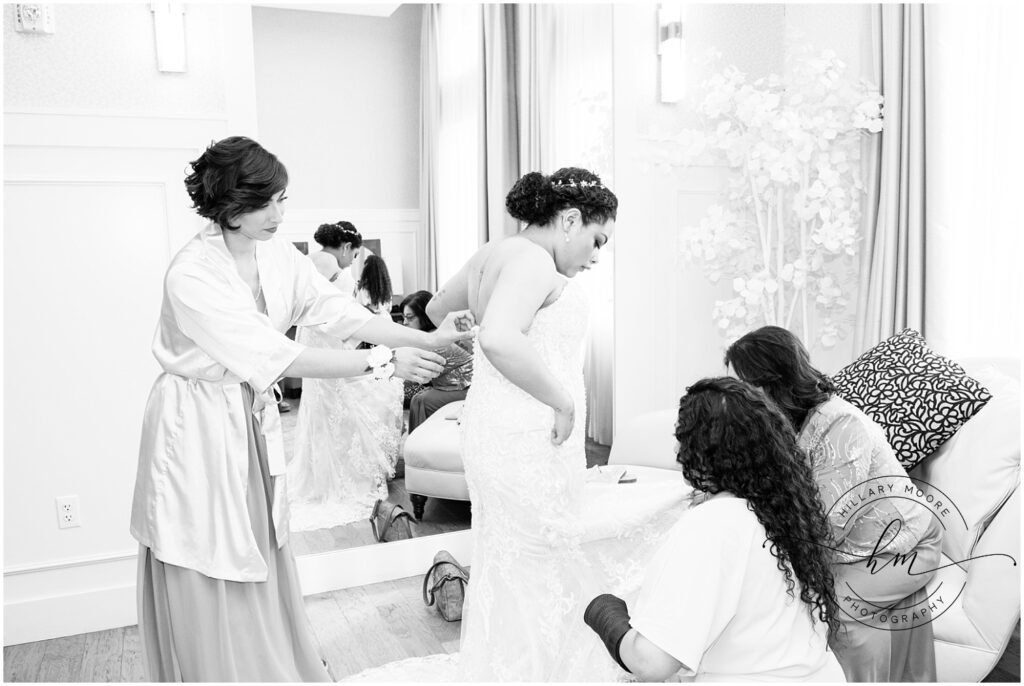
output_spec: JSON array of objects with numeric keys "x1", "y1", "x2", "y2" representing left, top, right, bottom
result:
[
  {"x1": 3, "y1": 532, "x2": 474, "y2": 646},
  {"x1": 296, "y1": 529, "x2": 474, "y2": 595}
]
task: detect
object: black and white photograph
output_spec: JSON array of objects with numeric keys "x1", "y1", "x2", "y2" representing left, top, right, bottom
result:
[{"x1": 2, "y1": 2, "x2": 1021, "y2": 682}]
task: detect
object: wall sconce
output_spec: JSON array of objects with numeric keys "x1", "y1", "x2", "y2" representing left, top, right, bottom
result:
[
  {"x1": 657, "y1": 3, "x2": 686, "y2": 103},
  {"x1": 151, "y1": 2, "x2": 187, "y2": 73}
]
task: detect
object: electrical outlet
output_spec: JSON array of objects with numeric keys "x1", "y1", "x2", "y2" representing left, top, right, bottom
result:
[
  {"x1": 15, "y1": 5, "x2": 56, "y2": 34},
  {"x1": 55, "y1": 495, "x2": 81, "y2": 529}
]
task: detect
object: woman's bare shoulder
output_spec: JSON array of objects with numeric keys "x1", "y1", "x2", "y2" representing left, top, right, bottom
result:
[
  {"x1": 309, "y1": 251, "x2": 335, "y2": 267},
  {"x1": 474, "y1": 236, "x2": 554, "y2": 277}
]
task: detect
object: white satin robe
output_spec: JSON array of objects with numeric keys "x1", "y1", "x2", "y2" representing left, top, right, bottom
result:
[{"x1": 130, "y1": 223, "x2": 373, "y2": 582}]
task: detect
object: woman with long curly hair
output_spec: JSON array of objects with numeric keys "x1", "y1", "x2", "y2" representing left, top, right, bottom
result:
[
  {"x1": 726, "y1": 326, "x2": 941, "y2": 682},
  {"x1": 585, "y1": 377, "x2": 845, "y2": 682}
]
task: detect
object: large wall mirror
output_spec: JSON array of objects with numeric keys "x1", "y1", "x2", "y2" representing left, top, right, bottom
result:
[
  {"x1": 249, "y1": 3, "x2": 617, "y2": 563},
  {"x1": 250, "y1": 3, "x2": 473, "y2": 558}
]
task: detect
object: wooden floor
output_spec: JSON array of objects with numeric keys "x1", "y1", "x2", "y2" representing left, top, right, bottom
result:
[
  {"x1": 3, "y1": 626, "x2": 147, "y2": 683},
  {"x1": 11, "y1": 415, "x2": 1014, "y2": 683},
  {"x1": 5, "y1": 575, "x2": 1019, "y2": 682}
]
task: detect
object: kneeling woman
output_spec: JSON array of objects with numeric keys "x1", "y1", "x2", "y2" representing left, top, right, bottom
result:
[
  {"x1": 726, "y1": 326, "x2": 941, "y2": 682},
  {"x1": 585, "y1": 378, "x2": 845, "y2": 682}
]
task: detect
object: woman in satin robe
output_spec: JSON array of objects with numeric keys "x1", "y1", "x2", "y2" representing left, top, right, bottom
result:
[{"x1": 130, "y1": 136, "x2": 472, "y2": 682}]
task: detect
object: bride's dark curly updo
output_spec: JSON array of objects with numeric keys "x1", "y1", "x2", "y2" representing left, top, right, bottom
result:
[
  {"x1": 676, "y1": 377, "x2": 840, "y2": 639},
  {"x1": 505, "y1": 167, "x2": 618, "y2": 227}
]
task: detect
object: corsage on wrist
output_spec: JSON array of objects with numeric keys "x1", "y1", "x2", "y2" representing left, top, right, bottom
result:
[{"x1": 365, "y1": 345, "x2": 396, "y2": 381}]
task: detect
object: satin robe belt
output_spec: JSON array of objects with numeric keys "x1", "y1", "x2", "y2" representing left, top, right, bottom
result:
[
  {"x1": 248, "y1": 382, "x2": 287, "y2": 477},
  {"x1": 180, "y1": 375, "x2": 288, "y2": 477}
]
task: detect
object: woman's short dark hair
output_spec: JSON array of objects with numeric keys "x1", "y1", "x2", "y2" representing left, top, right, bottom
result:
[
  {"x1": 184, "y1": 136, "x2": 288, "y2": 231},
  {"x1": 357, "y1": 254, "x2": 392, "y2": 311},
  {"x1": 399, "y1": 290, "x2": 436, "y2": 332},
  {"x1": 675, "y1": 376, "x2": 840, "y2": 638},
  {"x1": 724, "y1": 326, "x2": 835, "y2": 431},
  {"x1": 313, "y1": 221, "x2": 363, "y2": 249},
  {"x1": 505, "y1": 167, "x2": 618, "y2": 227}
]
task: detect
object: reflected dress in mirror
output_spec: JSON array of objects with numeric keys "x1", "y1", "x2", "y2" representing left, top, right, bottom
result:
[{"x1": 286, "y1": 308, "x2": 404, "y2": 532}]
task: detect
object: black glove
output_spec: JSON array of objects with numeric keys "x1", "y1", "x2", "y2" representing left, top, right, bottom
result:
[{"x1": 584, "y1": 593, "x2": 633, "y2": 673}]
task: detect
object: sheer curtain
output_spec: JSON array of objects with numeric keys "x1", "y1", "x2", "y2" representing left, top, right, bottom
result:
[
  {"x1": 421, "y1": 4, "x2": 483, "y2": 290},
  {"x1": 421, "y1": 4, "x2": 617, "y2": 441},
  {"x1": 857, "y1": 4, "x2": 1022, "y2": 360},
  {"x1": 539, "y1": 4, "x2": 616, "y2": 444},
  {"x1": 923, "y1": 5, "x2": 1022, "y2": 359},
  {"x1": 421, "y1": 5, "x2": 525, "y2": 289}
]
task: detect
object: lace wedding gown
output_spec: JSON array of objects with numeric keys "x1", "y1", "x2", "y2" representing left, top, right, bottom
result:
[
  {"x1": 286, "y1": 323, "x2": 404, "y2": 531},
  {"x1": 347, "y1": 279, "x2": 689, "y2": 682}
]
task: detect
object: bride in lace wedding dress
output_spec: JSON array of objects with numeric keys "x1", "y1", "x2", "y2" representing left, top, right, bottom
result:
[{"x1": 348, "y1": 169, "x2": 689, "y2": 683}]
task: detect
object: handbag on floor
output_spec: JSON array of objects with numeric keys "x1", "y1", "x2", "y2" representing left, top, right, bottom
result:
[
  {"x1": 370, "y1": 499, "x2": 413, "y2": 543},
  {"x1": 422, "y1": 550, "x2": 470, "y2": 622}
]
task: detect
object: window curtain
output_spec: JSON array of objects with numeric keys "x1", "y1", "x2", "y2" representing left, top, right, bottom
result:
[
  {"x1": 856, "y1": 4, "x2": 1022, "y2": 359},
  {"x1": 419, "y1": 5, "x2": 442, "y2": 292},
  {"x1": 538, "y1": 4, "x2": 616, "y2": 444},
  {"x1": 482, "y1": 5, "x2": 523, "y2": 243},
  {"x1": 421, "y1": 4, "x2": 617, "y2": 442},
  {"x1": 853, "y1": 5, "x2": 926, "y2": 354},
  {"x1": 420, "y1": 4, "x2": 524, "y2": 290},
  {"x1": 921, "y1": 5, "x2": 1022, "y2": 359}
]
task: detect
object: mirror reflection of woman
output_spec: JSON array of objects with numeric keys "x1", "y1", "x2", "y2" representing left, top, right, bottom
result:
[
  {"x1": 130, "y1": 136, "x2": 472, "y2": 682},
  {"x1": 288, "y1": 254, "x2": 405, "y2": 532},
  {"x1": 400, "y1": 289, "x2": 474, "y2": 435},
  {"x1": 309, "y1": 221, "x2": 361, "y2": 296}
]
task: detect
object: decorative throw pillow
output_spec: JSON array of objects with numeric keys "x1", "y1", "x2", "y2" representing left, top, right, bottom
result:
[{"x1": 831, "y1": 329, "x2": 992, "y2": 470}]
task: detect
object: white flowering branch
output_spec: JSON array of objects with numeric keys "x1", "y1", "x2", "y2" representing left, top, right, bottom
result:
[{"x1": 675, "y1": 46, "x2": 883, "y2": 349}]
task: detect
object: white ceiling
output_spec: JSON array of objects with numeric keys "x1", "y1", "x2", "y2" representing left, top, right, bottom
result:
[{"x1": 251, "y1": 3, "x2": 401, "y2": 18}]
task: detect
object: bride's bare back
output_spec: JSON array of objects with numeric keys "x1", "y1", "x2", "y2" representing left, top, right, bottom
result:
[{"x1": 440, "y1": 236, "x2": 564, "y2": 332}]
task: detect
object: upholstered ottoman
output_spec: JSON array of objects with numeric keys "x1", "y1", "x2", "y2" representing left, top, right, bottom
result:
[{"x1": 403, "y1": 400, "x2": 469, "y2": 519}]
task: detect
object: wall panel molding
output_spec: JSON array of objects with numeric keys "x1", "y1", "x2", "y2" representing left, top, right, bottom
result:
[{"x1": 4, "y1": 111, "x2": 228, "y2": 151}]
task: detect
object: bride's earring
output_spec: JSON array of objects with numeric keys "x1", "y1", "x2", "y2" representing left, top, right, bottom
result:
[{"x1": 563, "y1": 230, "x2": 571, "y2": 243}]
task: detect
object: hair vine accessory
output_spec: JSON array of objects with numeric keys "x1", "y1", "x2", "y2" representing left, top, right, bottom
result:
[{"x1": 552, "y1": 178, "x2": 605, "y2": 191}]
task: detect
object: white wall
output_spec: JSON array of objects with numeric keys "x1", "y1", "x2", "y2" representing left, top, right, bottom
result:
[
  {"x1": 3, "y1": 3, "x2": 257, "y2": 645},
  {"x1": 612, "y1": 5, "x2": 873, "y2": 434},
  {"x1": 252, "y1": 6, "x2": 422, "y2": 292}
]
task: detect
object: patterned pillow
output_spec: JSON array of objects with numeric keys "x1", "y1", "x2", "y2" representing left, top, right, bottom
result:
[{"x1": 832, "y1": 329, "x2": 992, "y2": 470}]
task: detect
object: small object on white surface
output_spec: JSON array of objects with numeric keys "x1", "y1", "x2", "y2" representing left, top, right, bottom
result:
[{"x1": 586, "y1": 465, "x2": 634, "y2": 484}]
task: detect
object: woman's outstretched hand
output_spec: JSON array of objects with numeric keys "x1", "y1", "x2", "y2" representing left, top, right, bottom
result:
[
  {"x1": 392, "y1": 347, "x2": 445, "y2": 384},
  {"x1": 430, "y1": 310, "x2": 476, "y2": 348},
  {"x1": 551, "y1": 396, "x2": 575, "y2": 446}
]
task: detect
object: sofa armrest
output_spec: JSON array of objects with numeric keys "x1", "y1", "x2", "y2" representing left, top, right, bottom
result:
[
  {"x1": 608, "y1": 409, "x2": 681, "y2": 470},
  {"x1": 963, "y1": 485, "x2": 1020, "y2": 651}
]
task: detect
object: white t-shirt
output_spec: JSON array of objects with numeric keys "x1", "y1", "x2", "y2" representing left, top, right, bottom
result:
[{"x1": 631, "y1": 494, "x2": 845, "y2": 682}]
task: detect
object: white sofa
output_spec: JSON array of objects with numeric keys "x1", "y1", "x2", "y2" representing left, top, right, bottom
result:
[
  {"x1": 608, "y1": 357, "x2": 1021, "y2": 682},
  {"x1": 403, "y1": 400, "x2": 469, "y2": 519}
]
